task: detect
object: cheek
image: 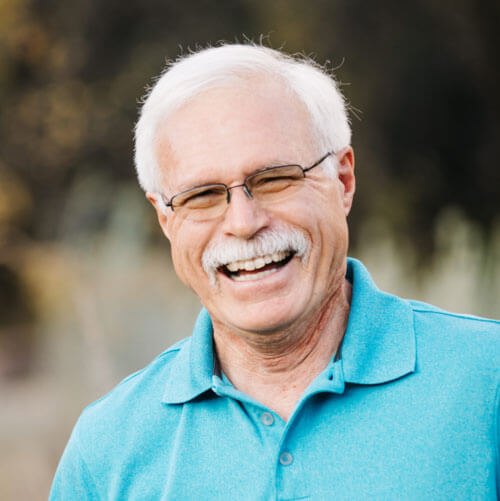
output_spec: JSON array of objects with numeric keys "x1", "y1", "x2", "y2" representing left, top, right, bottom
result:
[
  {"x1": 170, "y1": 247, "x2": 189, "y2": 286},
  {"x1": 306, "y1": 205, "x2": 349, "y2": 272},
  {"x1": 168, "y1": 226, "x2": 210, "y2": 288}
]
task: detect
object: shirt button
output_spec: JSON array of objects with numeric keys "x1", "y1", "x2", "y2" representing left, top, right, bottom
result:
[
  {"x1": 279, "y1": 452, "x2": 293, "y2": 466},
  {"x1": 260, "y1": 412, "x2": 274, "y2": 426}
]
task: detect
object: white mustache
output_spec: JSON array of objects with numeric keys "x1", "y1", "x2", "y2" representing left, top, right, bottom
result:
[{"x1": 202, "y1": 224, "x2": 311, "y2": 286}]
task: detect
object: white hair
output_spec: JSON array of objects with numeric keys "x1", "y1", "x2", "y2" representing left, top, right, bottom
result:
[{"x1": 134, "y1": 43, "x2": 351, "y2": 193}]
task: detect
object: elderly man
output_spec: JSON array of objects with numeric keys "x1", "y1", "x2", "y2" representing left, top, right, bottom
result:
[{"x1": 51, "y1": 44, "x2": 500, "y2": 500}]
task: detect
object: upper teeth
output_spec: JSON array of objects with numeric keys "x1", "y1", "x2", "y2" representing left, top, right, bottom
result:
[{"x1": 226, "y1": 251, "x2": 288, "y2": 272}]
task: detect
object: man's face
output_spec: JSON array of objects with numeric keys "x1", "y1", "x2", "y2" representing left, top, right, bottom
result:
[{"x1": 150, "y1": 79, "x2": 355, "y2": 337}]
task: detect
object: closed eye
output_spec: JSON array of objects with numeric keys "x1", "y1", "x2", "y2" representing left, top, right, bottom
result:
[
  {"x1": 181, "y1": 186, "x2": 227, "y2": 208},
  {"x1": 188, "y1": 188, "x2": 219, "y2": 200}
]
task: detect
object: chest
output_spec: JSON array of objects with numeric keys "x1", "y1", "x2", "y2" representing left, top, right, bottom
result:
[{"x1": 101, "y1": 378, "x2": 498, "y2": 500}]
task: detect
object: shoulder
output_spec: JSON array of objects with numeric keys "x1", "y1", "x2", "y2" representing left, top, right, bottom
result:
[
  {"x1": 409, "y1": 298, "x2": 500, "y2": 335},
  {"x1": 88, "y1": 335, "x2": 189, "y2": 407},
  {"x1": 50, "y1": 338, "x2": 192, "y2": 498},
  {"x1": 407, "y1": 299, "x2": 500, "y2": 376},
  {"x1": 75, "y1": 337, "x2": 190, "y2": 442}
]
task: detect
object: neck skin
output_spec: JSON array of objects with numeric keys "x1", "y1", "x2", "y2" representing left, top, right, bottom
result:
[{"x1": 212, "y1": 278, "x2": 352, "y2": 422}]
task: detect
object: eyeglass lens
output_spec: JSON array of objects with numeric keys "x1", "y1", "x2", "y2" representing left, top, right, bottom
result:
[{"x1": 172, "y1": 164, "x2": 306, "y2": 220}]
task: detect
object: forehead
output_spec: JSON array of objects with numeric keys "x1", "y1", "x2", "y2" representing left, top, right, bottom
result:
[{"x1": 155, "y1": 78, "x2": 317, "y2": 190}]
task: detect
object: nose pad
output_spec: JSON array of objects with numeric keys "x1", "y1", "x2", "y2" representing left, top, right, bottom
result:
[
  {"x1": 226, "y1": 183, "x2": 254, "y2": 203},
  {"x1": 242, "y1": 184, "x2": 253, "y2": 200}
]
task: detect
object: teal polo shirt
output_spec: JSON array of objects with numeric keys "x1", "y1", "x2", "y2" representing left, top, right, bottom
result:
[{"x1": 51, "y1": 258, "x2": 500, "y2": 500}]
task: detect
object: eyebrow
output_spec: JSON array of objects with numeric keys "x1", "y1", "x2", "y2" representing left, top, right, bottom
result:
[
  {"x1": 175, "y1": 158, "x2": 299, "y2": 192},
  {"x1": 175, "y1": 178, "x2": 226, "y2": 194}
]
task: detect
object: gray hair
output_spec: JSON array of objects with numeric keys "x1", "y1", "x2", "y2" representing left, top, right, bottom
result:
[{"x1": 134, "y1": 43, "x2": 351, "y2": 192}]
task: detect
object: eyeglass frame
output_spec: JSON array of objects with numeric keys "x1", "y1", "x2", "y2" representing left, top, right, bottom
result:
[{"x1": 156, "y1": 150, "x2": 335, "y2": 216}]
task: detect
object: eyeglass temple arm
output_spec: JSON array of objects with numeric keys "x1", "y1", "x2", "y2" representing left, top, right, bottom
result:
[
  {"x1": 156, "y1": 193, "x2": 174, "y2": 213},
  {"x1": 302, "y1": 151, "x2": 335, "y2": 173}
]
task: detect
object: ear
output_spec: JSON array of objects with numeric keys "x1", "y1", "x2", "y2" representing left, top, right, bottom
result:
[
  {"x1": 335, "y1": 146, "x2": 355, "y2": 215},
  {"x1": 146, "y1": 192, "x2": 171, "y2": 240}
]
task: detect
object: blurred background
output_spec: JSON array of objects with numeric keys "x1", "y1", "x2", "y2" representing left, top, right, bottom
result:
[{"x1": 1, "y1": 0, "x2": 499, "y2": 498}]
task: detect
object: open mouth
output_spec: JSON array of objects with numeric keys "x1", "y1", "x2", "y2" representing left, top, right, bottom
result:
[{"x1": 219, "y1": 250, "x2": 295, "y2": 282}]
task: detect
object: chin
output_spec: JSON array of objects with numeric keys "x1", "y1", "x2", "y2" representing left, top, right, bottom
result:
[{"x1": 223, "y1": 301, "x2": 303, "y2": 335}]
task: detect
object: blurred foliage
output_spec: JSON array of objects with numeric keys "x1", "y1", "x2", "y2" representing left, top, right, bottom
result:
[{"x1": 0, "y1": 0, "x2": 499, "y2": 374}]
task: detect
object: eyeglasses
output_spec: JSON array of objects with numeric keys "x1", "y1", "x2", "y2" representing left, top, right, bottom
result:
[{"x1": 157, "y1": 151, "x2": 334, "y2": 221}]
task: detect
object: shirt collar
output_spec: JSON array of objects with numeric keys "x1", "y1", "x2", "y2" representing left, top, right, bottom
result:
[
  {"x1": 340, "y1": 258, "x2": 416, "y2": 385},
  {"x1": 162, "y1": 258, "x2": 416, "y2": 404},
  {"x1": 162, "y1": 309, "x2": 214, "y2": 404}
]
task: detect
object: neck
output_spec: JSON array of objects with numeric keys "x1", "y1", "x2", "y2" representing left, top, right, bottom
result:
[{"x1": 212, "y1": 278, "x2": 352, "y2": 421}]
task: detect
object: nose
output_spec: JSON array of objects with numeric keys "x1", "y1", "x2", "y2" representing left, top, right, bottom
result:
[{"x1": 221, "y1": 185, "x2": 270, "y2": 239}]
